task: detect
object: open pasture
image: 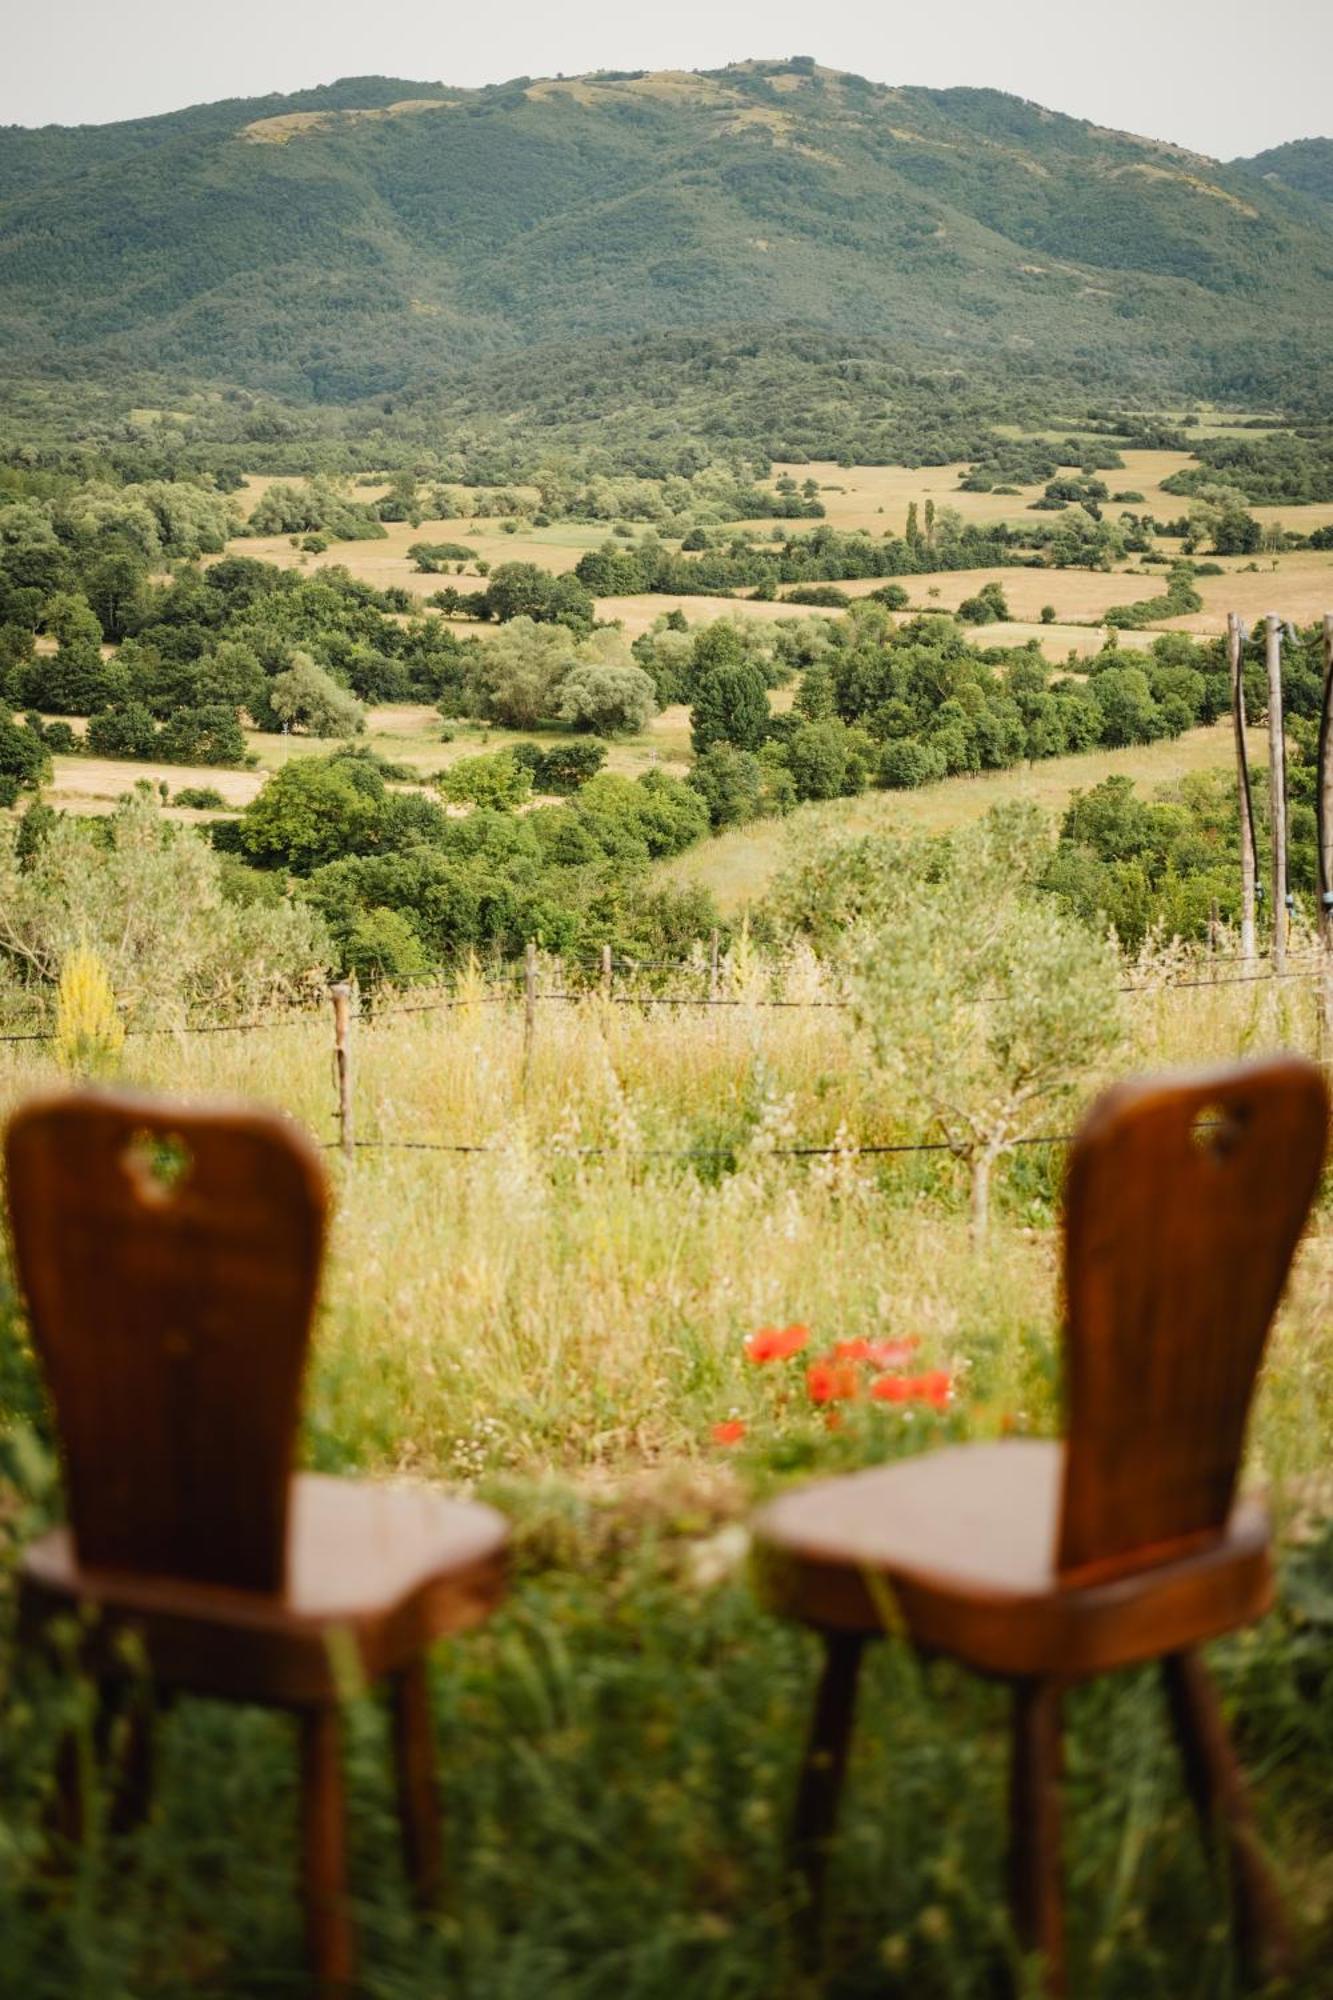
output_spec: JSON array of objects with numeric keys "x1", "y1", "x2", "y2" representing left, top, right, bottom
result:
[
  {"x1": 42, "y1": 699, "x2": 699, "y2": 816},
  {"x1": 759, "y1": 450, "x2": 1199, "y2": 534},
  {"x1": 661, "y1": 721, "x2": 1252, "y2": 912},
  {"x1": 225, "y1": 514, "x2": 599, "y2": 600}
]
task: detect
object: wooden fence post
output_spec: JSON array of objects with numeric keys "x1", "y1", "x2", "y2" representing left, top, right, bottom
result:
[
  {"x1": 1228, "y1": 612, "x2": 1257, "y2": 966},
  {"x1": 330, "y1": 982, "x2": 354, "y2": 1159},
  {"x1": 1266, "y1": 613, "x2": 1288, "y2": 978},
  {"x1": 523, "y1": 940, "x2": 537, "y2": 1089},
  {"x1": 709, "y1": 928, "x2": 720, "y2": 1004},
  {"x1": 601, "y1": 942, "x2": 613, "y2": 1002}
]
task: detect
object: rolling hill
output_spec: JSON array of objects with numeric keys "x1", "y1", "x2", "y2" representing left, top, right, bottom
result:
[
  {"x1": 1, "y1": 59, "x2": 1331, "y2": 406},
  {"x1": 1235, "y1": 137, "x2": 1333, "y2": 210}
]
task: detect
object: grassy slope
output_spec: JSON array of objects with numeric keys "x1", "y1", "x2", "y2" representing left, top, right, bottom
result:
[{"x1": 660, "y1": 722, "x2": 1251, "y2": 912}]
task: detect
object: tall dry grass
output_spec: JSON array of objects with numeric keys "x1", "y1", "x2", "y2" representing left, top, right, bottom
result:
[{"x1": 1, "y1": 944, "x2": 1327, "y2": 1492}]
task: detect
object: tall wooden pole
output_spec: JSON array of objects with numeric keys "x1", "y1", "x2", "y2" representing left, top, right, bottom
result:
[
  {"x1": 1228, "y1": 613, "x2": 1256, "y2": 965},
  {"x1": 1319, "y1": 614, "x2": 1333, "y2": 946},
  {"x1": 522, "y1": 940, "x2": 537, "y2": 1092},
  {"x1": 330, "y1": 982, "x2": 354, "y2": 1159},
  {"x1": 1318, "y1": 614, "x2": 1333, "y2": 1059},
  {"x1": 1266, "y1": 614, "x2": 1288, "y2": 977}
]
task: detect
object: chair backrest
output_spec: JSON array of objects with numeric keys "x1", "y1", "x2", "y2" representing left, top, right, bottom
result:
[
  {"x1": 1058, "y1": 1056, "x2": 1327, "y2": 1587},
  {"x1": 5, "y1": 1090, "x2": 328, "y2": 1593}
]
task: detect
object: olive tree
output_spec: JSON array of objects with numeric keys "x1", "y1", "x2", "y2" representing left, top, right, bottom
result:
[{"x1": 846, "y1": 806, "x2": 1123, "y2": 1239}]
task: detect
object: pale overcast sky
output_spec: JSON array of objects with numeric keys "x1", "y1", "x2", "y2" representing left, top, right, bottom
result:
[{"x1": 2, "y1": 0, "x2": 1329, "y2": 158}]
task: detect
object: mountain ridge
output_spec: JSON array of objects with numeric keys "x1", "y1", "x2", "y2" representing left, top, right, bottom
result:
[{"x1": 2, "y1": 60, "x2": 1330, "y2": 407}]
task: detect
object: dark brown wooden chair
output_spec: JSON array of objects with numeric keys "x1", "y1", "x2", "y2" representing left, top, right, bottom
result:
[
  {"x1": 7, "y1": 1089, "x2": 509, "y2": 1995},
  {"x1": 752, "y1": 1056, "x2": 1328, "y2": 1994}
]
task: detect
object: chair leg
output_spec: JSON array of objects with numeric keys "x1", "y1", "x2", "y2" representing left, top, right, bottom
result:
[
  {"x1": 789, "y1": 1630, "x2": 864, "y2": 1957},
  {"x1": 390, "y1": 1658, "x2": 443, "y2": 1908},
  {"x1": 1009, "y1": 1677, "x2": 1067, "y2": 1997},
  {"x1": 1161, "y1": 1650, "x2": 1292, "y2": 1984},
  {"x1": 299, "y1": 1705, "x2": 356, "y2": 1998}
]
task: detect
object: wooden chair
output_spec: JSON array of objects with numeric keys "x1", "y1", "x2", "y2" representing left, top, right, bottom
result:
[
  {"x1": 752, "y1": 1057, "x2": 1328, "y2": 1994},
  {"x1": 7, "y1": 1089, "x2": 509, "y2": 1995}
]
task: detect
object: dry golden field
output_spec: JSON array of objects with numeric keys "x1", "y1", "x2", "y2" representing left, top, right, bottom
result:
[
  {"x1": 761, "y1": 448, "x2": 1200, "y2": 534},
  {"x1": 220, "y1": 461, "x2": 1333, "y2": 651}
]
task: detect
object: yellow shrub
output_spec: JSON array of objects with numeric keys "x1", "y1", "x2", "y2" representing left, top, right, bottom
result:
[{"x1": 53, "y1": 942, "x2": 125, "y2": 1078}]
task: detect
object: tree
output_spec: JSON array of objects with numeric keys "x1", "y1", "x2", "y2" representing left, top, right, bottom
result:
[
  {"x1": 0, "y1": 707, "x2": 51, "y2": 803},
  {"x1": 237, "y1": 756, "x2": 386, "y2": 873},
  {"x1": 1088, "y1": 666, "x2": 1164, "y2": 746},
  {"x1": 845, "y1": 807, "x2": 1123, "y2": 1239},
  {"x1": 533, "y1": 741, "x2": 606, "y2": 792},
  {"x1": 437, "y1": 750, "x2": 533, "y2": 810},
  {"x1": 958, "y1": 582, "x2": 1011, "y2": 625},
  {"x1": 266, "y1": 653, "x2": 365, "y2": 737},
  {"x1": 689, "y1": 660, "x2": 770, "y2": 755},
  {"x1": 0, "y1": 792, "x2": 327, "y2": 1011},
  {"x1": 83, "y1": 547, "x2": 150, "y2": 643},
  {"x1": 467, "y1": 618, "x2": 577, "y2": 728},
  {"x1": 339, "y1": 907, "x2": 430, "y2": 987},
  {"x1": 687, "y1": 743, "x2": 766, "y2": 828},
  {"x1": 87, "y1": 702, "x2": 159, "y2": 760},
  {"x1": 905, "y1": 502, "x2": 922, "y2": 553},
  {"x1": 557, "y1": 662, "x2": 658, "y2": 735},
  {"x1": 783, "y1": 720, "x2": 857, "y2": 801},
  {"x1": 1187, "y1": 484, "x2": 1261, "y2": 557},
  {"x1": 23, "y1": 594, "x2": 122, "y2": 715},
  {"x1": 484, "y1": 563, "x2": 596, "y2": 635},
  {"x1": 158, "y1": 704, "x2": 248, "y2": 766}
]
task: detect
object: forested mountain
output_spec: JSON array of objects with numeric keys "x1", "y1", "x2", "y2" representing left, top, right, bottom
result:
[
  {"x1": 1235, "y1": 137, "x2": 1333, "y2": 210},
  {"x1": 2, "y1": 59, "x2": 1331, "y2": 406}
]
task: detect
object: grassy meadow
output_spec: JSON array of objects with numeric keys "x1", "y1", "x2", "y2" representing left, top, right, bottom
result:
[
  {"x1": 3, "y1": 947, "x2": 1333, "y2": 1995},
  {"x1": 661, "y1": 721, "x2": 1256, "y2": 912}
]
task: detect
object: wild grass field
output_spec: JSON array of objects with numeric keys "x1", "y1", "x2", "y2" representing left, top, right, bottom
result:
[
  {"x1": 660, "y1": 722, "x2": 1255, "y2": 912},
  {"x1": 3, "y1": 948, "x2": 1333, "y2": 1996}
]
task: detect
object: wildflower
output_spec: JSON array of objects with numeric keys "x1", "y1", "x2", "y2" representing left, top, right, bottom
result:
[
  {"x1": 806, "y1": 1359, "x2": 859, "y2": 1404},
  {"x1": 711, "y1": 1419, "x2": 747, "y2": 1446},
  {"x1": 833, "y1": 1336, "x2": 921, "y2": 1368},
  {"x1": 870, "y1": 1370, "x2": 953, "y2": 1409},
  {"x1": 745, "y1": 1323, "x2": 810, "y2": 1364}
]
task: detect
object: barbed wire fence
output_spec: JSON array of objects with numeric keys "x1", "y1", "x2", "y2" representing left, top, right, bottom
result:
[{"x1": 0, "y1": 934, "x2": 1316, "y2": 1165}]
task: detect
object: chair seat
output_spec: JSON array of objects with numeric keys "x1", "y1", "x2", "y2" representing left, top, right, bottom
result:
[
  {"x1": 752, "y1": 1440, "x2": 1273, "y2": 1679},
  {"x1": 20, "y1": 1472, "x2": 510, "y2": 1704}
]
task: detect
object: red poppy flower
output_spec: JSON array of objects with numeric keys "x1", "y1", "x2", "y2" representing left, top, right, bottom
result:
[
  {"x1": 917, "y1": 1370, "x2": 953, "y2": 1409},
  {"x1": 870, "y1": 1369, "x2": 953, "y2": 1408},
  {"x1": 833, "y1": 1336, "x2": 921, "y2": 1367},
  {"x1": 711, "y1": 1419, "x2": 747, "y2": 1446},
  {"x1": 745, "y1": 1323, "x2": 810, "y2": 1364},
  {"x1": 806, "y1": 1359, "x2": 859, "y2": 1404}
]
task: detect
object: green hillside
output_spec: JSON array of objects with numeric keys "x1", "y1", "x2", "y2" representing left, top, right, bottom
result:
[
  {"x1": 1, "y1": 59, "x2": 1331, "y2": 405},
  {"x1": 1235, "y1": 137, "x2": 1333, "y2": 208}
]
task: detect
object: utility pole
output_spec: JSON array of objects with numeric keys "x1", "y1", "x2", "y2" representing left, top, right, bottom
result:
[
  {"x1": 1228, "y1": 612, "x2": 1257, "y2": 966},
  {"x1": 1318, "y1": 615, "x2": 1333, "y2": 1056},
  {"x1": 1265, "y1": 614, "x2": 1288, "y2": 977}
]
